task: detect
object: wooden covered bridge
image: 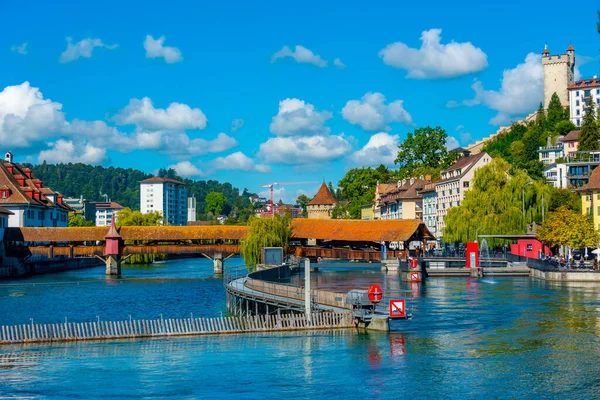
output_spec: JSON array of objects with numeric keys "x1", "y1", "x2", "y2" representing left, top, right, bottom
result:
[{"x1": 2, "y1": 218, "x2": 434, "y2": 275}]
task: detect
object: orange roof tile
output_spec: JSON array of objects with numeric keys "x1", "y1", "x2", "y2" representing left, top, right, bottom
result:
[
  {"x1": 308, "y1": 183, "x2": 337, "y2": 206},
  {"x1": 290, "y1": 218, "x2": 435, "y2": 242}
]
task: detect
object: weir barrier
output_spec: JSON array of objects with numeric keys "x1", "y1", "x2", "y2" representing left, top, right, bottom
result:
[{"x1": 0, "y1": 313, "x2": 355, "y2": 346}]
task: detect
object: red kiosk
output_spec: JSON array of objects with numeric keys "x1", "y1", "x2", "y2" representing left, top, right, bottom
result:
[{"x1": 465, "y1": 242, "x2": 479, "y2": 269}]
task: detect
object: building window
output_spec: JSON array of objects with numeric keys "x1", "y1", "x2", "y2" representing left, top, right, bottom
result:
[
  {"x1": 585, "y1": 90, "x2": 591, "y2": 97},
  {"x1": 576, "y1": 91, "x2": 580, "y2": 97},
  {"x1": 597, "y1": 206, "x2": 600, "y2": 215},
  {"x1": 577, "y1": 119, "x2": 581, "y2": 127},
  {"x1": 577, "y1": 109, "x2": 580, "y2": 116}
]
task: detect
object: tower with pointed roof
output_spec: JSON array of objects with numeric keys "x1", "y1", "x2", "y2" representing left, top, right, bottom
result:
[
  {"x1": 542, "y1": 43, "x2": 575, "y2": 109},
  {"x1": 307, "y1": 183, "x2": 338, "y2": 219}
]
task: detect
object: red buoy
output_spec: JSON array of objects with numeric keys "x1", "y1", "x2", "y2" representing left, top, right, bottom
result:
[{"x1": 368, "y1": 285, "x2": 383, "y2": 304}]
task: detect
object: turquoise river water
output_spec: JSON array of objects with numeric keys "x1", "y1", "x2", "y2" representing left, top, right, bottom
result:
[{"x1": 1, "y1": 257, "x2": 600, "y2": 399}]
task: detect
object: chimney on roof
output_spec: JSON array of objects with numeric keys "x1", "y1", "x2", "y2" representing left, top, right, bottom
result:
[
  {"x1": 4, "y1": 151, "x2": 13, "y2": 163},
  {"x1": 410, "y1": 178, "x2": 415, "y2": 185},
  {"x1": 24, "y1": 169, "x2": 32, "y2": 178}
]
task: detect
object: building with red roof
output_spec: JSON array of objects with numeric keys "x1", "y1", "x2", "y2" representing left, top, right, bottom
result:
[
  {"x1": 0, "y1": 151, "x2": 73, "y2": 227},
  {"x1": 307, "y1": 183, "x2": 338, "y2": 219}
]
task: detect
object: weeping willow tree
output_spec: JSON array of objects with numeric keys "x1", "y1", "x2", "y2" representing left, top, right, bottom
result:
[
  {"x1": 240, "y1": 213, "x2": 292, "y2": 270},
  {"x1": 443, "y1": 158, "x2": 551, "y2": 246}
]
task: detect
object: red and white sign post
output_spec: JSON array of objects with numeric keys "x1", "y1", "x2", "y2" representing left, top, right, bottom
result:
[{"x1": 389, "y1": 300, "x2": 406, "y2": 319}]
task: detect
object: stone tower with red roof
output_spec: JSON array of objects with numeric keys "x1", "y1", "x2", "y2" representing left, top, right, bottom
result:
[{"x1": 307, "y1": 183, "x2": 338, "y2": 219}]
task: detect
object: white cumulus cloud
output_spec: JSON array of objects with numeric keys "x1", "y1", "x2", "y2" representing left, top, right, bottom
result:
[
  {"x1": 270, "y1": 98, "x2": 332, "y2": 136},
  {"x1": 448, "y1": 53, "x2": 543, "y2": 125},
  {"x1": 379, "y1": 29, "x2": 488, "y2": 79},
  {"x1": 445, "y1": 137, "x2": 460, "y2": 150},
  {"x1": 168, "y1": 161, "x2": 205, "y2": 177},
  {"x1": 144, "y1": 35, "x2": 182, "y2": 64},
  {"x1": 342, "y1": 92, "x2": 412, "y2": 131},
  {"x1": 272, "y1": 45, "x2": 327, "y2": 67},
  {"x1": 212, "y1": 152, "x2": 270, "y2": 173},
  {"x1": 350, "y1": 132, "x2": 399, "y2": 166},
  {"x1": 59, "y1": 37, "x2": 117, "y2": 63},
  {"x1": 11, "y1": 42, "x2": 27, "y2": 55},
  {"x1": 114, "y1": 97, "x2": 207, "y2": 131},
  {"x1": 258, "y1": 134, "x2": 351, "y2": 165},
  {"x1": 38, "y1": 140, "x2": 106, "y2": 164},
  {"x1": 162, "y1": 132, "x2": 238, "y2": 157}
]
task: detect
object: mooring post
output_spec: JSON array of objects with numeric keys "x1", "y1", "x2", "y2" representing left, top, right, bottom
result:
[{"x1": 304, "y1": 258, "x2": 311, "y2": 323}]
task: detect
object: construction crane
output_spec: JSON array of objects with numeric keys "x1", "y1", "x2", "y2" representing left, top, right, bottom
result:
[{"x1": 260, "y1": 181, "x2": 318, "y2": 217}]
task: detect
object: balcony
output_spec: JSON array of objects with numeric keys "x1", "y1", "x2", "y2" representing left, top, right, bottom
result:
[{"x1": 538, "y1": 145, "x2": 563, "y2": 152}]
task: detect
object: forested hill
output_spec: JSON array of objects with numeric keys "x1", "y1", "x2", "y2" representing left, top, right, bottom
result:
[{"x1": 27, "y1": 162, "x2": 254, "y2": 217}]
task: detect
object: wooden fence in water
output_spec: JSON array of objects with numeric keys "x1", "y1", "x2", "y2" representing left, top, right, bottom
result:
[{"x1": 0, "y1": 312, "x2": 355, "y2": 345}]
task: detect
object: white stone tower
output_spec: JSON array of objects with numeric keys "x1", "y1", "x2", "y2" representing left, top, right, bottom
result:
[{"x1": 542, "y1": 43, "x2": 575, "y2": 109}]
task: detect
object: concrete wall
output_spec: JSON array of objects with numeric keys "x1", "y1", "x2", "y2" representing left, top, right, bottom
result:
[{"x1": 530, "y1": 268, "x2": 600, "y2": 282}]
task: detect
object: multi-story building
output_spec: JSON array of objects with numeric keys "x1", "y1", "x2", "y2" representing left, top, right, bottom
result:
[
  {"x1": 543, "y1": 163, "x2": 568, "y2": 189},
  {"x1": 436, "y1": 151, "x2": 491, "y2": 236},
  {"x1": 421, "y1": 182, "x2": 437, "y2": 239},
  {"x1": 562, "y1": 130, "x2": 579, "y2": 157},
  {"x1": 0, "y1": 151, "x2": 72, "y2": 227},
  {"x1": 542, "y1": 43, "x2": 575, "y2": 109},
  {"x1": 64, "y1": 196, "x2": 97, "y2": 222},
  {"x1": 307, "y1": 183, "x2": 337, "y2": 219},
  {"x1": 568, "y1": 78, "x2": 600, "y2": 127},
  {"x1": 91, "y1": 202, "x2": 124, "y2": 226},
  {"x1": 577, "y1": 165, "x2": 600, "y2": 230},
  {"x1": 379, "y1": 177, "x2": 430, "y2": 221},
  {"x1": 187, "y1": 197, "x2": 197, "y2": 222},
  {"x1": 140, "y1": 177, "x2": 188, "y2": 226},
  {"x1": 373, "y1": 183, "x2": 396, "y2": 220}
]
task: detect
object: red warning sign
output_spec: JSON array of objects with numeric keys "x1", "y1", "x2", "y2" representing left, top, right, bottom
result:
[
  {"x1": 368, "y1": 285, "x2": 383, "y2": 304},
  {"x1": 389, "y1": 300, "x2": 406, "y2": 318},
  {"x1": 410, "y1": 272, "x2": 419, "y2": 282}
]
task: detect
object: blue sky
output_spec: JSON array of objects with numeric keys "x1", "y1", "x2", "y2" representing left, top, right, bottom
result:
[{"x1": 1, "y1": 0, "x2": 598, "y2": 202}]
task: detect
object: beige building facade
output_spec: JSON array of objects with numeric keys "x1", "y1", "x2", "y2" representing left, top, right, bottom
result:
[{"x1": 436, "y1": 152, "x2": 491, "y2": 236}]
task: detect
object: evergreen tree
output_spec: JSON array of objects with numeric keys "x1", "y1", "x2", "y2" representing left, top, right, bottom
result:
[
  {"x1": 547, "y1": 92, "x2": 566, "y2": 129},
  {"x1": 578, "y1": 96, "x2": 600, "y2": 151},
  {"x1": 536, "y1": 102, "x2": 548, "y2": 132}
]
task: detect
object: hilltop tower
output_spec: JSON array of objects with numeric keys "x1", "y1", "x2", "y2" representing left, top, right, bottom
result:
[{"x1": 542, "y1": 43, "x2": 575, "y2": 109}]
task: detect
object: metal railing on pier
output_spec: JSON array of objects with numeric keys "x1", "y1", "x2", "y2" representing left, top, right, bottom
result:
[{"x1": 0, "y1": 312, "x2": 355, "y2": 346}]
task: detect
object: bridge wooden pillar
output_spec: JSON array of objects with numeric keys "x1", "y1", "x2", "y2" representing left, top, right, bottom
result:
[{"x1": 104, "y1": 216, "x2": 123, "y2": 277}]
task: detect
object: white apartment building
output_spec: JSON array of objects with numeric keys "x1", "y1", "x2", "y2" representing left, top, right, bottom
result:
[
  {"x1": 91, "y1": 202, "x2": 124, "y2": 226},
  {"x1": 140, "y1": 177, "x2": 187, "y2": 226},
  {"x1": 436, "y1": 152, "x2": 491, "y2": 236},
  {"x1": 543, "y1": 163, "x2": 568, "y2": 189},
  {"x1": 568, "y1": 78, "x2": 600, "y2": 127},
  {"x1": 421, "y1": 182, "x2": 437, "y2": 239}
]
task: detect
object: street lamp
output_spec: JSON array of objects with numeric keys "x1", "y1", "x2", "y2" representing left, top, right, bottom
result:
[{"x1": 522, "y1": 182, "x2": 534, "y2": 223}]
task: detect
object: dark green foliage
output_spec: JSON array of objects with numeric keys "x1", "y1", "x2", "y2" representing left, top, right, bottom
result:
[
  {"x1": 68, "y1": 213, "x2": 95, "y2": 227},
  {"x1": 555, "y1": 120, "x2": 577, "y2": 136},
  {"x1": 548, "y1": 187, "x2": 581, "y2": 213},
  {"x1": 240, "y1": 213, "x2": 291, "y2": 269},
  {"x1": 395, "y1": 126, "x2": 454, "y2": 178},
  {"x1": 296, "y1": 194, "x2": 310, "y2": 218},
  {"x1": 547, "y1": 93, "x2": 565, "y2": 129},
  {"x1": 28, "y1": 163, "x2": 253, "y2": 220},
  {"x1": 578, "y1": 96, "x2": 600, "y2": 151},
  {"x1": 337, "y1": 165, "x2": 396, "y2": 219}
]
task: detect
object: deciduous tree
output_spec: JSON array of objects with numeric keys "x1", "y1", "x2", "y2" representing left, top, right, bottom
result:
[
  {"x1": 240, "y1": 213, "x2": 291, "y2": 269},
  {"x1": 443, "y1": 158, "x2": 550, "y2": 245},
  {"x1": 68, "y1": 213, "x2": 94, "y2": 227},
  {"x1": 537, "y1": 206, "x2": 598, "y2": 248},
  {"x1": 205, "y1": 192, "x2": 227, "y2": 216},
  {"x1": 117, "y1": 208, "x2": 164, "y2": 226},
  {"x1": 395, "y1": 126, "x2": 451, "y2": 177}
]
